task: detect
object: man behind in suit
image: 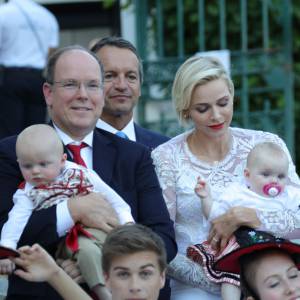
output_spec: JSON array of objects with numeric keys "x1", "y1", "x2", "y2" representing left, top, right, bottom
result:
[
  {"x1": 0, "y1": 45, "x2": 176, "y2": 300},
  {"x1": 91, "y1": 36, "x2": 172, "y2": 300},
  {"x1": 91, "y1": 37, "x2": 169, "y2": 150}
]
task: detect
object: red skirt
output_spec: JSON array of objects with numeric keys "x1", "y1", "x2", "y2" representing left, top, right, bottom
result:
[{"x1": 186, "y1": 236, "x2": 240, "y2": 286}]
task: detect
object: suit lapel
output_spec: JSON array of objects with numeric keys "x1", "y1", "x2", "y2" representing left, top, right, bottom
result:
[
  {"x1": 134, "y1": 123, "x2": 151, "y2": 146},
  {"x1": 92, "y1": 129, "x2": 116, "y2": 184}
]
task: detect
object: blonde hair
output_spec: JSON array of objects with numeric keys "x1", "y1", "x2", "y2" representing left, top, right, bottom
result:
[
  {"x1": 16, "y1": 124, "x2": 64, "y2": 159},
  {"x1": 247, "y1": 142, "x2": 288, "y2": 168},
  {"x1": 172, "y1": 55, "x2": 234, "y2": 124}
]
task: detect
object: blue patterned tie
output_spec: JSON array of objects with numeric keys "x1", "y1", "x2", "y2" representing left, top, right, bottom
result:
[{"x1": 115, "y1": 131, "x2": 129, "y2": 139}]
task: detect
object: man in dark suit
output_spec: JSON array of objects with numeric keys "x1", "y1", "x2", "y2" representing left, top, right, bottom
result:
[
  {"x1": 91, "y1": 37, "x2": 172, "y2": 300},
  {"x1": 91, "y1": 37, "x2": 169, "y2": 150},
  {"x1": 0, "y1": 45, "x2": 176, "y2": 300}
]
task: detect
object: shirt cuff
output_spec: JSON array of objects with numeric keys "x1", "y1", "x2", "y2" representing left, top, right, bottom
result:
[
  {"x1": 0, "y1": 240, "x2": 17, "y2": 250},
  {"x1": 118, "y1": 212, "x2": 135, "y2": 225},
  {"x1": 56, "y1": 201, "x2": 74, "y2": 237}
]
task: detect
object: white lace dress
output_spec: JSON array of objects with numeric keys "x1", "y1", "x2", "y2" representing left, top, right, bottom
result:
[{"x1": 151, "y1": 127, "x2": 300, "y2": 300}]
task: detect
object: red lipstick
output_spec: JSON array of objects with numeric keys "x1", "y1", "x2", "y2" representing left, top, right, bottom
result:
[{"x1": 209, "y1": 123, "x2": 224, "y2": 130}]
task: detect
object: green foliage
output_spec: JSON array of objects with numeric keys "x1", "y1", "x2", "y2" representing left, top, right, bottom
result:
[
  {"x1": 292, "y1": 1, "x2": 300, "y2": 168},
  {"x1": 146, "y1": 1, "x2": 285, "y2": 55},
  {"x1": 142, "y1": 1, "x2": 290, "y2": 123},
  {"x1": 102, "y1": 0, "x2": 117, "y2": 9},
  {"x1": 125, "y1": 1, "x2": 300, "y2": 168}
]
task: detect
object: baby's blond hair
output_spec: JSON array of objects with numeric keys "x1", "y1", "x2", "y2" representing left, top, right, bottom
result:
[
  {"x1": 247, "y1": 142, "x2": 288, "y2": 168},
  {"x1": 16, "y1": 124, "x2": 64, "y2": 159}
]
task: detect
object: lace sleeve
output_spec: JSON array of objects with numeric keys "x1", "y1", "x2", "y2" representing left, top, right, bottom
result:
[
  {"x1": 167, "y1": 253, "x2": 221, "y2": 295},
  {"x1": 151, "y1": 146, "x2": 177, "y2": 221},
  {"x1": 257, "y1": 209, "x2": 300, "y2": 236},
  {"x1": 152, "y1": 143, "x2": 221, "y2": 294}
]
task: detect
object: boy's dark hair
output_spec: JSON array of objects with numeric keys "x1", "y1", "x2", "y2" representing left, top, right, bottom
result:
[
  {"x1": 90, "y1": 36, "x2": 143, "y2": 83},
  {"x1": 102, "y1": 224, "x2": 167, "y2": 273}
]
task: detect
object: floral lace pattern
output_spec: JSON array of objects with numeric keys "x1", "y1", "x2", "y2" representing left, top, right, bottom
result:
[
  {"x1": 151, "y1": 127, "x2": 300, "y2": 296},
  {"x1": 257, "y1": 209, "x2": 298, "y2": 236}
]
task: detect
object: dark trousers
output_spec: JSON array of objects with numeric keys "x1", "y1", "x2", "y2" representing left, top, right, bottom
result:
[{"x1": 0, "y1": 67, "x2": 46, "y2": 139}]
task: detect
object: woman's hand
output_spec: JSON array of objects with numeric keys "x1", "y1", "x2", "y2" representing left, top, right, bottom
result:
[{"x1": 208, "y1": 206, "x2": 261, "y2": 250}]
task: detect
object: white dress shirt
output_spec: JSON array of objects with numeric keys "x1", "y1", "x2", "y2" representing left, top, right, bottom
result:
[
  {"x1": 96, "y1": 118, "x2": 136, "y2": 141},
  {"x1": 0, "y1": 0, "x2": 59, "y2": 68},
  {"x1": 53, "y1": 124, "x2": 94, "y2": 237},
  {"x1": 54, "y1": 124, "x2": 94, "y2": 169}
]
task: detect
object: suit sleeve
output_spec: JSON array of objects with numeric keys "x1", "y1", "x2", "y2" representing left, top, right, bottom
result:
[
  {"x1": 135, "y1": 148, "x2": 177, "y2": 262},
  {"x1": 0, "y1": 137, "x2": 59, "y2": 249}
]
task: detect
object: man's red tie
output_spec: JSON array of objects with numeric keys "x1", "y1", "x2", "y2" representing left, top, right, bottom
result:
[{"x1": 67, "y1": 143, "x2": 88, "y2": 167}]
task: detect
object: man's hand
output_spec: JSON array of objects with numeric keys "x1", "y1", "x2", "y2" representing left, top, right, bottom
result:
[
  {"x1": 68, "y1": 192, "x2": 119, "y2": 233},
  {"x1": 208, "y1": 206, "x2": 261, "y2": 251},
  {"x1": 56, "y1": 258, "x2": 83, "y2": 283}
]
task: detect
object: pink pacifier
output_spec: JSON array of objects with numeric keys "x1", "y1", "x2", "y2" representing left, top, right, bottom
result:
[{"x1": 263, "y1": 183, "x2": 282, "y2": 197}]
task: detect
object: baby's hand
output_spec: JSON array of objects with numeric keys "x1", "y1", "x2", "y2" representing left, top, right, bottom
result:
[
  {"x1": 0, "y1": 258, "x2": 15, "y2": 274},
  {"x1": 195, "y1": 177, "x2": 210, "y2": 199}
]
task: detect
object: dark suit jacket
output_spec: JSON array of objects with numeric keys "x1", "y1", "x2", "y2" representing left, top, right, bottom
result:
[
  {"x1": 133, "y1": 124, "x2": 171, "y2": 300},
  {"x1": 134, "y1": 123, "x2": 169, "y2": 150},
  {"x1": 0, "y1": 129, "x2": 177, "y2": 299}
]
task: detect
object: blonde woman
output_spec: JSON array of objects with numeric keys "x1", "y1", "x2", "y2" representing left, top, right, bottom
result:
[{"x1": 151, "y1": 56, "x2": 300, "y2": 300}]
